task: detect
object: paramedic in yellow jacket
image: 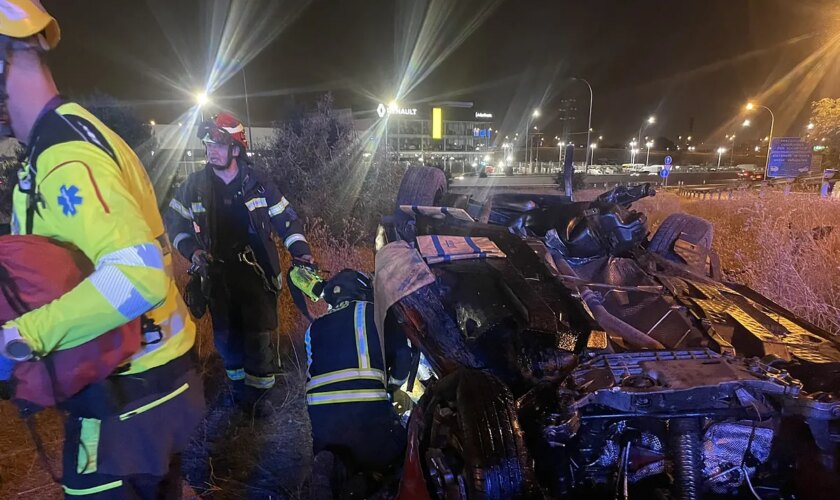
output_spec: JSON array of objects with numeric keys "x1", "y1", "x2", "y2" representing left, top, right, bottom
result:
[{"x1": 0, "y1": 2, "x2": 204, "y2": 498}]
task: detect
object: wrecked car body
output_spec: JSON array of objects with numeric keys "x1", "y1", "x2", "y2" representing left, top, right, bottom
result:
[{"x1": 376, "y1": 167, "x2": 840, "y2": 500}]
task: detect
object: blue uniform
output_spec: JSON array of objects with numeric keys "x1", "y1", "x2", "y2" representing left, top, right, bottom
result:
[{"x1": 305, "y1": 300, "x2": 408, "y2": 471}]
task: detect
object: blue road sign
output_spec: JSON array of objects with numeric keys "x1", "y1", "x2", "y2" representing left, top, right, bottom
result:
[
  {"x1": 659, "y1": 168, "x2": 670, "y2": 178},
  {"x1": 768, "y1": 137, "x2": 812, "y2": 178},
  {"x1": 664, "y1": 155, "x2": 673, "y2": 165}
]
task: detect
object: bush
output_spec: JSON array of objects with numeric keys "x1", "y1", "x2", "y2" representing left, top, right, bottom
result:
[{"x1": 257, "y1": 94, "x2": 405, "y2": 243}]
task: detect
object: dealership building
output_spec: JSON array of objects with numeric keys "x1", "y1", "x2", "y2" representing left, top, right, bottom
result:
[{"x1": 356, "y1": 102, "x2": 498, "y2": 170}]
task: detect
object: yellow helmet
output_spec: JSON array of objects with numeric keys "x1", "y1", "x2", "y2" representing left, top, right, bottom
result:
[{"x1": 0, "y1": 0, "x2": 60, "y2": 49}]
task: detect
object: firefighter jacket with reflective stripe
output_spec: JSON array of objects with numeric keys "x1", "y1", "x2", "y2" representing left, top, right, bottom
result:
[
  {"x1": 8, "y1": 100, "x2": 195, "y2": 375},
  {"x1": 305, "y1": 301, "x2": 397, "y2": 405},
  {"x1": 165, "y1": 164, "x2": 311, "y2": 284}
]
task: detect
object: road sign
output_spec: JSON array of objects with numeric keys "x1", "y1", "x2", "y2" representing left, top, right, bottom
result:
[
  {"x1": 664, "y1": 155, "x2": 672, "y2": 165},
  {"x1": 659, "y1": 168, "x2": 670, "y2": 178},
  {"x1": 767, "y1": 137, "x2": 812, "y2": 178}
]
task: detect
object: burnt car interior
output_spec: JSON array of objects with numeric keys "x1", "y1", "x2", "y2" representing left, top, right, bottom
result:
[{"x1": 378, "y1": 168, "x2": 840, "y2": 500}]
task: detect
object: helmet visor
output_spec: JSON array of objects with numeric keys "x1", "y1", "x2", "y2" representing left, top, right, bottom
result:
[{"x1": 197, "y1": 121, "x2": 233, "y2": 145}]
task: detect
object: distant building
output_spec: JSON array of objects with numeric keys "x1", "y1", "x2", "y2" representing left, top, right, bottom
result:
[{"x1": 354, "y1": 103, "x2": 496, "y2": 171}]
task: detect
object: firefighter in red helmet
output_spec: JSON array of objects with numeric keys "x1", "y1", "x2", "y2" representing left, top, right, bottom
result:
[{"x1": 166, "y1": 112, "x2": 316, "y2": 415}]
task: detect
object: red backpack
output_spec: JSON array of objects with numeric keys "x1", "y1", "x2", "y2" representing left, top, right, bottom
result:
[{"x1": 0, "y1": 235, "x2": 141, "y2": 409}]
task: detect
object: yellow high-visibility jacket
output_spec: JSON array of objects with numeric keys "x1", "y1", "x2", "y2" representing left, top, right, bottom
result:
[{"x1": 7, "y1": 99, "x2": 194, "y2": 375}]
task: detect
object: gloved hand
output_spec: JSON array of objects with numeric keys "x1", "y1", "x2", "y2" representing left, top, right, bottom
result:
[
  {"x1": 191, "y1": 249, "x2": 212, "y2": 271},
  {"x1": 289, "y1": 264, "x2": 325, "y2": 302},
  {"x1": 292, "y1": 254, "x2": 316, "y2": 268}
]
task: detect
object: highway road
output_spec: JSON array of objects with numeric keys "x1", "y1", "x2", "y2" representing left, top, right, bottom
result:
[{"x1": 450, "y1": 171, "x2": 743, "y2": 191}]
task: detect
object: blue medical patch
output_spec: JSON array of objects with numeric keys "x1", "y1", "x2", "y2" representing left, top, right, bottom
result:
[{"x1": 58, "y1": 185, "x2": 83, "y2": 216}]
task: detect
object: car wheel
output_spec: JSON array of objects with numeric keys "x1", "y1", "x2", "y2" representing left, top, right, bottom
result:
[
  {"x1": 393, "y1": 166, "x2": 449, "y2": 242},
  {"x1": 421, "y1": 369, "x2": 538, "y2": 499},
  {"x1": 648, "y1": 213, "x2": 713, "y2": 263},
  {"x1": 395, "y1": 165, "x2": 448, "y2": 210}
]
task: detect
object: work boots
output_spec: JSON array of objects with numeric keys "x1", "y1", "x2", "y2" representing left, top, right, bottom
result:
[{"x1": 239, "y1": 385, "x2": 274, "y2": 418}]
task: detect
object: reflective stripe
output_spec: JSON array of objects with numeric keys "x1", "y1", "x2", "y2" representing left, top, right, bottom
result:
[
  {"x1": 191, "y1": 202, "x2": 206, "y2": 213},
  {"x1": 245, "y1": 373, "x2": 275, "y2": 389},
  {"x1": 305, "y1": 326, "x2": 312, "y2": 375},
  {"x1": 63, "y1": 480, "x2": 123, "y2": 496},
  {"x1": 77, "y1": 418, "x2": 100, "y2": 474},
  {"x1": 269, "y1": 197, "x2": 290, "y2": 217},
  {"x1": 306, "y1": 389, "x2": 388, "y2": 406},
  {"x1": 96, "y1": 243, "x2": 164, "y2": 271},
  {"x1": 245, "y1": 197, "x2": 268, "y2": 211},
  {"x1": 355, "y1": 302, "x2": 370, "y2": 369},
  {"x1": 306, "y1": 368, "x2": 385, "y2": 391},
  {"x1": 89, "y1": 265, "x2": 154, "y2": 319},
  {"x1": 172, "y1": 232, "x2": 193, "y2": 252},
  {"x1": 226, "y1": 368, "x2": 245, "y2": 381},
  {"x1": 169, "y1": 198, "x2": 192, "y2": 220},
  {"x1": 119, "y1": 382, "x2": 190, "y2": 421},
  {"x1": 284, "y1": 233, "x2": 307, "y2": 248}
]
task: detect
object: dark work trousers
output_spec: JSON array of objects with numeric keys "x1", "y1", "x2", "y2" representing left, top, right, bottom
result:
[
  {"x1": 61, "y1": 368, "x2": 205, "y2": 499},
  {"x1": 209, "y1": 260, "x2": 279, "y2": 388},
  {"x1": 309, "y1": 400, "x2": 407, "y2": 472}
]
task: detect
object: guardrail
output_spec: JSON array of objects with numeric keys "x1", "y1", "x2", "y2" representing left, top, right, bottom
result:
[{"x1": 675, "y1": 174, "x2": 838, "y2": 200}]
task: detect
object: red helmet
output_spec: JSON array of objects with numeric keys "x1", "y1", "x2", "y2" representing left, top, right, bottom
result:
[{"x1": 197, "y1": 112, "x2": 248, "y2": 149}]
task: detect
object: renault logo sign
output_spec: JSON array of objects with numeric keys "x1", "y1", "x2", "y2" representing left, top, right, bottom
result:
[{"x1": 377, "y1": 102, "x2": 417, "y2": 117}]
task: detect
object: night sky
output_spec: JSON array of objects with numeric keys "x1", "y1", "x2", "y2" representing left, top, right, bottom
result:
[{"x1": 43, "y1": 0, "x2": 838, "y2": 145}]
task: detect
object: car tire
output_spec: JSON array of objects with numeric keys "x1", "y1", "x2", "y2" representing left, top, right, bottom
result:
[
  {"x1": 648, "y1": 213, "x2": 713, "y2": 263},
  {"x1": 393, "y1": 166, "x2": 448, "y2": 242},
  {"x1": 422, "y1": 369, "x2": 538, "y2": 499},
  {"x1": 395, "y1": 165, "x2": 448, "y2": 210}
]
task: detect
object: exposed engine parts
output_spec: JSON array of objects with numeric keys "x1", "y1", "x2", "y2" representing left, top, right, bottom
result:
[{"x1": 516, "y1": 350, "x2": 840, "y2": 499}]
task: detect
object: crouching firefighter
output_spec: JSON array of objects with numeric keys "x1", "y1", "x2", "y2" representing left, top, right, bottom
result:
[
  {"x1": 304, "y1": 269, "x2": 411, "y2": 492},
  {"x1": 0, "y1": 2, "x2": 204, "y2": 497},
  {"x1": 165, "y1": 112, "x2": 317, "y2": 413}
]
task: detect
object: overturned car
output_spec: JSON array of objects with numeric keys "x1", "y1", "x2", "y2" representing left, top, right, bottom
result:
[{"x1": 375, "y1": 167, "x2": 840, "y2": 500}]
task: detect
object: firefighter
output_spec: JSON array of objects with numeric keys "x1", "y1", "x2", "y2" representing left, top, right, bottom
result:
[
  {"x1": 165, "y1": 112, "x2": 316, "y2": 413},
  {"x1": 0, "y1": 1, "x2": 204, "y2": 497},
  {"x1": 305, "y1": 269, "x2": 410, "y2": 491}
]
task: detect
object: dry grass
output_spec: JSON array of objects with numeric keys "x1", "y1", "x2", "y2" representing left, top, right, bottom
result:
[{"x1": 638, "y1": 192, "x2": 840, "y2": 335}]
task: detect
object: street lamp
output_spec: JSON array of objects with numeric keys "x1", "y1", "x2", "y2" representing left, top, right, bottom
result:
[
  {"x1": 645, "y1": 140, "x2": 654, "y2": 165},
  {"x1": 629, "y1": 140, "x2": 638, "y2": 163},
  {"x1": 195, "y1": 91, "x2": 210, "y2": 121},
  {"x1": 745, "y1": 102, "x2": 775, "y2": 179},
  {"x1": 525, "y1": 109, "x2": 540, "y2": 170},
  {"x1": 728, "y1": 134, "x2": 736, "y2": 166},
  {"x1": 637, "y1": 115, "x2": 655, "y2": 146},
  {"x1": 807, "y1": 122, "x2": 815, "y2": 130},
  {"x1": 572, "y1": 77, "x2": 594, "y2": 173},
  {"x1": 240, "y1": 62, "x2": 254, "y2": 148},
  {"x1": 716, "y1": 147, "x2": 726, "y2": 168},
  {"x1": 557, "y1": 141, "x2": 566, "y2": 164},
  {"x1": 149, "y1": 120, "x2": 155, "y2": 126},
  {"x1": 589, "y1": 143, "x2": 598, "y2": 166}
]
